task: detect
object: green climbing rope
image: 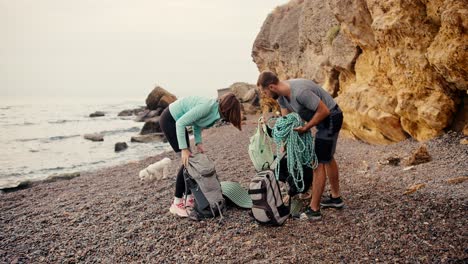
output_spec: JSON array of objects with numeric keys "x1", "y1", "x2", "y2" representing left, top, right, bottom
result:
[{"x1": 269, "y1": 113, "x2": 318, "y2": 192}]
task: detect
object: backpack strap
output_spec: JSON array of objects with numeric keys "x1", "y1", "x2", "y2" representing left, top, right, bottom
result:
[
  {"x1": 183, "y1": 166, "x2": 191, "y2": 217},
  {"x1": 261, "y1": 161, "x2": 270, "y2": 170},
  {"x1": 248, "y1": 187, "x2": 267, "y2": 194},
  {"x1": 270, "y1": 152, "x2": 286, "y2": 171},
  {"x1": 215, "y1": 202, "x2": 224, "y2": 223}
]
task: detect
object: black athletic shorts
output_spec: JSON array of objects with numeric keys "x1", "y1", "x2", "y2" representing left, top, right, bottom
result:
[{"x1": 315, "y1": 105, "x2": 343, "y2": 163}]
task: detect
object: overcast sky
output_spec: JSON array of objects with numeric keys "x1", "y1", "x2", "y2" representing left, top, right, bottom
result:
[{"x1": 0, "y1": 0, "x2": 288, "y2": 99}]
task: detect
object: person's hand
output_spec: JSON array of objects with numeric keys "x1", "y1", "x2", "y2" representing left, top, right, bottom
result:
[
  {"x1": 196, "y1": 143, "x2": 205, "y2": 153},
  {"x1": 181, "y1": 149, "x2": 191, "y2": 167},
  {"x1": 293, "y1": 126, "x2": 309, "y2": 134}
]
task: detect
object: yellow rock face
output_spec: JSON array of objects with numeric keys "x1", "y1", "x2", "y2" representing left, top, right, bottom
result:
[{"x1": 252, "y1": 0, "x2": 467, "y2": 144}]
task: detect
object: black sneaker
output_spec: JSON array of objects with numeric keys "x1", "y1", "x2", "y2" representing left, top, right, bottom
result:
[
  {"x1": 299, "y1": 207, "x2": 322, "y2": 221},
  {"x1": 320, "y1": 195, "x2": 344, "y2": 209}
]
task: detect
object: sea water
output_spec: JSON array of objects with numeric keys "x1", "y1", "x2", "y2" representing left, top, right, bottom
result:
[{"x1": 0, "y1": 96, "x2": 170, "y2": 189}]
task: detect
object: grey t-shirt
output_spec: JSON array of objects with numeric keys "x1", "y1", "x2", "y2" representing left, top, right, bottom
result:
[{"x1": 278, "y1": 79, "x2": 337, "y2": 122}]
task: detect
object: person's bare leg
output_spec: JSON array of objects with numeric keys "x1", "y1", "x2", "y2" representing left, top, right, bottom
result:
[
  {"x1": 310, "y1": 163, "x2": 326, "y2": 211},
  {"x1": 326, "y1": 158, "x2": 340, "y2": 198}
]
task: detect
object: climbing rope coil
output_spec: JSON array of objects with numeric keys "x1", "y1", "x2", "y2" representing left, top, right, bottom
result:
[{"x1": 268, "y1": 113, "x2": 318, "y2": 192}]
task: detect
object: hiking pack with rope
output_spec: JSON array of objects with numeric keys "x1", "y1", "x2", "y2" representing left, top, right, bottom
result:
[{"x1": 248, "y1": 113, "x2": 318, "y2": 225}]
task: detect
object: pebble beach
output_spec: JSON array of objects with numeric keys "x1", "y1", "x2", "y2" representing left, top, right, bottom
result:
[{"x1": 1, "y1": 115, "x2": 467, "y2": 263}]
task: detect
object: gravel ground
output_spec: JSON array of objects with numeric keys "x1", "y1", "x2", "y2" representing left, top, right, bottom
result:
[{"x1": 1, "y1": 116, "x2": 467, "y2": 263}]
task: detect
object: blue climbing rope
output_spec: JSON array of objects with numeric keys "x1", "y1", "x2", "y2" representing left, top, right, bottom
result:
[{"x1": 269, "y1": 113, "x2": 318, "y2": 192}]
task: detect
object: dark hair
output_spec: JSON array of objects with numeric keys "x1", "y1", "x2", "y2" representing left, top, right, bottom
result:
[
  {"x1": 257, "y1": 71, "x2": 279, "y2": 89},
  {"x1": 219, "y1": 92, "x2": 242, "y2": 131}
]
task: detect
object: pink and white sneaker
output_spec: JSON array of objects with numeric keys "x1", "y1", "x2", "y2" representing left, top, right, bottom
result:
[
  {"x1": 185, "y1": 196, "x2": 195, "y2": 208},
  {"x1": 169, "y1": 202, "x2": 188, "y2": 217}
]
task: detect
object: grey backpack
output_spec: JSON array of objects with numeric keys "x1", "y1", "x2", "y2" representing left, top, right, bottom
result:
[
  {"x1": 184, "y1": 153, "x2": 226, "y2": 220},
  {"x1": 248, "y1": 169, "x2": 290, "y2": 225}
]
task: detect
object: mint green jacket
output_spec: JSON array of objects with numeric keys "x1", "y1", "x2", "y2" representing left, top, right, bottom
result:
[{"x1": 168, "y1": 96, "x2": 221, "y2": 150}]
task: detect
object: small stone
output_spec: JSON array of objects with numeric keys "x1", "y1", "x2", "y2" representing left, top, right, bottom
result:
[
  {"x1": 404, "y1": 183, "x2": 426, "y2": 195},
  {"x1": 403, "y1": 166, "x2": 415, "y2": 171},
  {"x1": 460, "y1": 138, "x2": 468, "y2": 145},
  {"x1": 446, "y1": 176, "x2": 468, "y2": 184},
  {"x1": 387, "y1": 156, "x2": 401, "y2": 166}
]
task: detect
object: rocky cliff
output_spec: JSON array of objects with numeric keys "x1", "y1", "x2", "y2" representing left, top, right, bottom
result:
[{"x1": 252, "y1": 0, "x2": 467, "y2": 144}]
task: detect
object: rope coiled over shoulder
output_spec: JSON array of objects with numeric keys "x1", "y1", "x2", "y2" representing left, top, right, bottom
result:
[{"x1": 269, "y1": 113, "x2": 318, "y2": 192}]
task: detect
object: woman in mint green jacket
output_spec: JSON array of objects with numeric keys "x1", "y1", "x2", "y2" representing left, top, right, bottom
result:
[{"x1": 159, "y1": 92, "x2": 242, "y2": 217}]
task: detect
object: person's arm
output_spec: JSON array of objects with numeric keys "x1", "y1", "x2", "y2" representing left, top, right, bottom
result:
[
  {"x1": 281, "y1": 107, "x2": 290, "y2": 116},
  {"x1": 294, "y1": 100, "x2": 330, "y2": 134},
  {"x1": 176, "y1": 105, "x2": 212, "y2": 166},
  {"x1": 293, "y1": 90, "x2": 330, "y2": 134},
  {"x1": 175, "y1": 104, "x2": 211, "y2": 150},
  {"x1": 193, "y1": 125, "x2": 205, "y2": 153},
  {"x1": 193, "y1": 125, "x2": 202, "y2": 145}
]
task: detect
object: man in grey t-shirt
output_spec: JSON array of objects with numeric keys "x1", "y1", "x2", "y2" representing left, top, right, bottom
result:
[{"x1": 257, "y1": 71, "x2": 344, "y2": 220}]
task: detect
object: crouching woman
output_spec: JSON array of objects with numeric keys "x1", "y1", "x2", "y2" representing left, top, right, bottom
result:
[{"x1": 159, "y1": 93, "x2": 242, "y2": 217}]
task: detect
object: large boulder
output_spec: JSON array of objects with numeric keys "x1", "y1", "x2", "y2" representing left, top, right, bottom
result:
[
  {"x1": 229, "y1": 82, "x2": 258, "y2": 102},
  {"x1": 140, "y1": 117, "x2": 162, "y2": 135},
  {"x1": 228, "y1": 82, "x2": 261, "y2": 115},
  {"x1": 252, "y1": 0, "x2": 467, "y2": 144},
  {"x1": 146, "y1": 86, "x2": 177, "y2": 110}
]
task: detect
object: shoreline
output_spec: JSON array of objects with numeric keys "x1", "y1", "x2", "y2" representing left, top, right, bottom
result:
[
  {"x1": 1, "y1": 115, "x2": 467, "y2": 262},
  {"x1": 0, "y1": 146, "x2": 174, "y2": 193}
]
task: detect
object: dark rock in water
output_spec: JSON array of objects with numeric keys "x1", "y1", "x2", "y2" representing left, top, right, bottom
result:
[
  {"x1": 154, "y1": 107, "x2": 164, "y2": 116},
  {"x1": 134, "y1": 109, "x2": 150, "y2": 122},
  {"x1": 135, "y1": 109, "x2": 164, "y2": 122},
  {"x1": 89, "y1": 111, "x2": 105, "y2": 117},
  {"x1": 131, "y1": 133, "x2": 165, "y2": 143},
  {"x1": 147, "y1": 110, "x2": 159, "y2": 119},
  {"x1": 84, "y1": 134, "x2": 104, "y2": 142},
  {"x1": 146, "y1": 86, "x2": 177, "y2": 110},
  {"x1": 118, "y1": 109, "x2": 133, "y2": 117},
  {"x1": 141, "y1": 117, "x2": 161, "y2": 135},
  {"x1": 118, "y1": 107, "x2": 146, "y2": 117},
  {"x1": 115, "y1": 142, "x2": 128, "y2": 152}
]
